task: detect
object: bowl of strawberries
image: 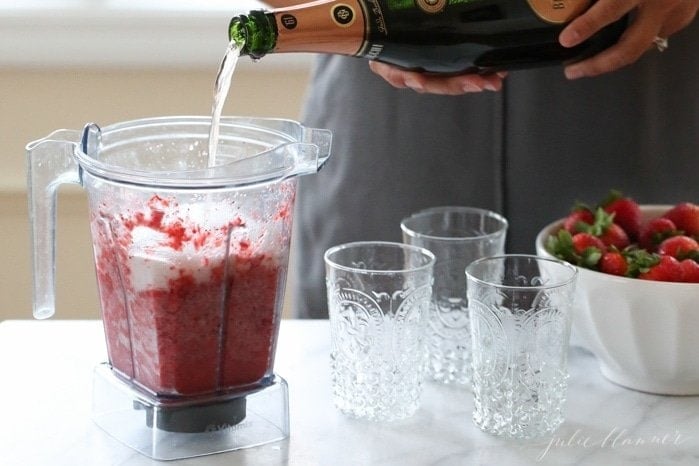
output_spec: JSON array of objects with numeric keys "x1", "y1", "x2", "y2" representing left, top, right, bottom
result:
[{"x1": 536, "y1": 192, "x2": 699, "y2": 395}]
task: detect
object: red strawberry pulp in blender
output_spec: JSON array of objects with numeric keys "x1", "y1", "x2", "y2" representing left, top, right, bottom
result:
[{"x1": 93, "y1": 195, "x2": 287, "y2": 397}]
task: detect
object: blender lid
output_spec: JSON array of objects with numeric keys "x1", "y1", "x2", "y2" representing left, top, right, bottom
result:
[{"x1": 74, "y1": 116, "x2": 331, "y2": 188}]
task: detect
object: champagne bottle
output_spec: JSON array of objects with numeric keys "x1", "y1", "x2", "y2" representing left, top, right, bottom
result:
[{"x1": 229, "y1": 0, "x2": 626, "y2": 75}]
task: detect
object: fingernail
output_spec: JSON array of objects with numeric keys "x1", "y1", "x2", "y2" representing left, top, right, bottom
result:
[
  {"x1": 565, "y1": 67, "x2": 583, "y2": 80},
  {"x1": 560, "y1": 29, "x2": 580, "y2": 48},
  {"x1": 462, "y1": 82, "x2": 480, "y2": 93},
  {"x1": 405, "y1": 78, "x2": 423, "y2": 91},
  {"x1": 484, "y1": 82, "x2": 498, "y2": 91}
]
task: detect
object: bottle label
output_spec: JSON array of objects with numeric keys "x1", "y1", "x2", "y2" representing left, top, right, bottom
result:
[
  {"x1": 357, "y1": 0, "x2": 592, "y2": 71},
  {"x1": 332, "y1": 4, "x2": 357, "y2": 27},
  {"x1": 527, "y1": 0, "x2": 592, "y2": 24},
  {"x1": 273, "y1": 0, "x2": 366, "y2": 55},
  {"x1": 415, "y1": 0, "x2": 448, "y2": 14},
  {"x1": 271, "y1": 0, "x2": 596, "y2": 67}
]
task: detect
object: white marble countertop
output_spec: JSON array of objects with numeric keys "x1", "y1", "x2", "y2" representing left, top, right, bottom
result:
[{"x1": 1, "y1": 319, "x2": 697, "y2": 465}]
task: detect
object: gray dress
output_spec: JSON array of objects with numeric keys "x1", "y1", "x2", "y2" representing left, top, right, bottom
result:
[{"x1": 291, "y1": 23, "x2": 699, "y2": 318}]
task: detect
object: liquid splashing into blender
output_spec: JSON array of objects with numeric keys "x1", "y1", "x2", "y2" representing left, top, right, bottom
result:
[{"x1": 208, "y1": 39, "x2": 243, "y2": 167}]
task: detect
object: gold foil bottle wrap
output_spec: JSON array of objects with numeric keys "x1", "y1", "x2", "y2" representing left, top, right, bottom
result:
[
  {"x1": 527, "y1": 0, "x2": 592, "y2": 24},
  {"x1": 273, "y1": 0, "x2": 365, "y2": 55}
]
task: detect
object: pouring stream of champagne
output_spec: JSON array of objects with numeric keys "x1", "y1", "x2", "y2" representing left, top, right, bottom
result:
[{"x1": 208, "y1": 39, "x2": 243, "y2": 167}]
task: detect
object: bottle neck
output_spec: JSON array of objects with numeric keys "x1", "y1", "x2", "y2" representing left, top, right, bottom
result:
[
  {"x1": 231, "y1": 1, "x2": 366, "y2": 58},
  {"x1": 229, "y1": 10, "x2": 278, "y2": 59}
]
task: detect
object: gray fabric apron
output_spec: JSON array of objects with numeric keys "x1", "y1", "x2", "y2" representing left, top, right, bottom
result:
[{"x1": 291, "y1": 23, "x2": 699, "y2": 318}]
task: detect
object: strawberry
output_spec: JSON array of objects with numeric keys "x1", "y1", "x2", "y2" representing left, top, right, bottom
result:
[
  {"x1": 545, "y1": 229, "x2": 604, "y2": 269},
  {"x1": 598, "y1": 223, "x2": 630, "y2": 250},
  {"x1": 549, "y1": 194, "x2": 699, "y2": 280},
  {"x1": 680, "y1": 259, "x2": 699, "y2": 283},
  {"x1": 571, "y1": 232, "x2": 605, "y2": 268},
  {"x1": 563, "y1": 207, "x2": 595, "y2": 233},
  {"x1": 624, "y1": 248, "x2": 660, "y2": 278},
  {"x1": 638, "y1": 217, "x2": 678, "y2": 251},
  {"x1": 572, "y1": 232, "x2": 606, "y2": 254},
  {"x1": 603, "y1": 192, "x2": 642, "y2": 240},
  {"x1": 599, "y1": 251, "x2": 628, "y2": 276},
  {"x1": 570, "y1": 207, "x2": 626, "y2": 248},
  {"x1": 663, "y1": 202, "x2": 699, "y2": 237},
  {"x1": 545, "y1": 229, "x2": 577, "y2": 263},
  {"x1": 576, "y1": 207, "x2": 631, "y2": 250},
  {"x1": 638, "y1": 255, "x2": 684, "y2": 282},
  {"x1": 657, "y1": 235, "x2": 699, "y2": 260}
]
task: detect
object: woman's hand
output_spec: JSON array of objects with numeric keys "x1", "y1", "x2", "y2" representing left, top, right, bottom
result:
[
  {"x1": 369, "y1": 0, "x2": 698, "y2": 92},
  {"x1": 561, "y1": 0, "x2": 699, "y2": 79},
  {"x1": 368, "y1": 61, "x2": 506, "y2": 95}
]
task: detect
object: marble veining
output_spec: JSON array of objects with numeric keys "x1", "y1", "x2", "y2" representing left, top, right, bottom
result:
[{"x1": 1, "y1": 320, "x2": 697, "y2": 465}]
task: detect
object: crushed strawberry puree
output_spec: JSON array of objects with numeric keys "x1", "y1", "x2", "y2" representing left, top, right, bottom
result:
[{"x1": 93, "y1": 195, "x2": 286, "y2": 397}]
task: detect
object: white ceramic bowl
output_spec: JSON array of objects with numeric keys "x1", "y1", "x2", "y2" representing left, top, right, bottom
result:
[{"x1": 536, "y1": 205, "x2": 699, "y2": 395}]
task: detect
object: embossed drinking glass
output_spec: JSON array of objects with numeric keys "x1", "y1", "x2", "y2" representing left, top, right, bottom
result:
[
  {"x1": 324, "y1": 241, "x2": 435, "y2": 422},
  {"x1": 465, "y1": 255, "x2": 578, "y2": 439},
  {"x1": 401, "y1": 207, "x2": 507, "y2": 385}
]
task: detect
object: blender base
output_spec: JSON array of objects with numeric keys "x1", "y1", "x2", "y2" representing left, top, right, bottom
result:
[{"x1": 91, "y1": 363, "x2": 289, "y2": 461}]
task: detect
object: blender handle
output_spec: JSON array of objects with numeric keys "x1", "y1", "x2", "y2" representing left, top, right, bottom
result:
[
  {"x1": 26, "y1": 130, "x2": 83, "y2": 319},
  {"x1": 304, "y1": 127, "x2": 332, "y2": 171}
]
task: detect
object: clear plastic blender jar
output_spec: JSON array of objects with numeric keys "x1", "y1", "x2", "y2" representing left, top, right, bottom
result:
[{"x1": 27, "y1": 116, "x2": 331, "y2": 459}]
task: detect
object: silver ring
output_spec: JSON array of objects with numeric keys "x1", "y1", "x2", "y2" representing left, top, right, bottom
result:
[{"x1": 653, "y1": 36, "x2": 669, "y2": 52}]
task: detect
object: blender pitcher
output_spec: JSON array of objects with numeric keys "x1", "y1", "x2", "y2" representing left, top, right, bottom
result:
[{"x1": 27, "y1": 116, "x2": 331, "y2": 460}]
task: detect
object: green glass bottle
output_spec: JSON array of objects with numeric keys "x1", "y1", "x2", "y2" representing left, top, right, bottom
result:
[{"x1": 229, "y1": 0, "x2": 626, "y2": 74}]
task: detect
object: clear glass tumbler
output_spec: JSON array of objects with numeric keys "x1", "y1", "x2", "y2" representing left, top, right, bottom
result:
[
  {"x1": 401, "y1": 207, "x2": 507, "y2": 385},
  {"x1": 324, "y1": 241, "x2": 435, "y2": 422},
  {"x1": 466, "y1": 254, "x2": 577, "y2": 439}
]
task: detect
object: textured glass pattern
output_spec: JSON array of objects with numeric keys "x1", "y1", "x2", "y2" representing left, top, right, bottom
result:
[
  {"x1": 466, "y1": 255, "x2": 577, "y2": 439},
  {"x1": 325, "y1": 242, "x2": 434, "y2": 422},
  {"x1": 425, "y1": 258, "x2": 473, "y2": 385},
  {"x1": 401, "y1": 207, "x2": 507, "y2": 385},
  {"x1": 328, "y1": 284, "x2": 431, "y2": 421}
]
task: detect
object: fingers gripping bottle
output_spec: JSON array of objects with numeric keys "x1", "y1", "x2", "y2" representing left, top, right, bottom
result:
[{"x1": 229, "y1": 0, "x2": 626, "y2": 74}]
